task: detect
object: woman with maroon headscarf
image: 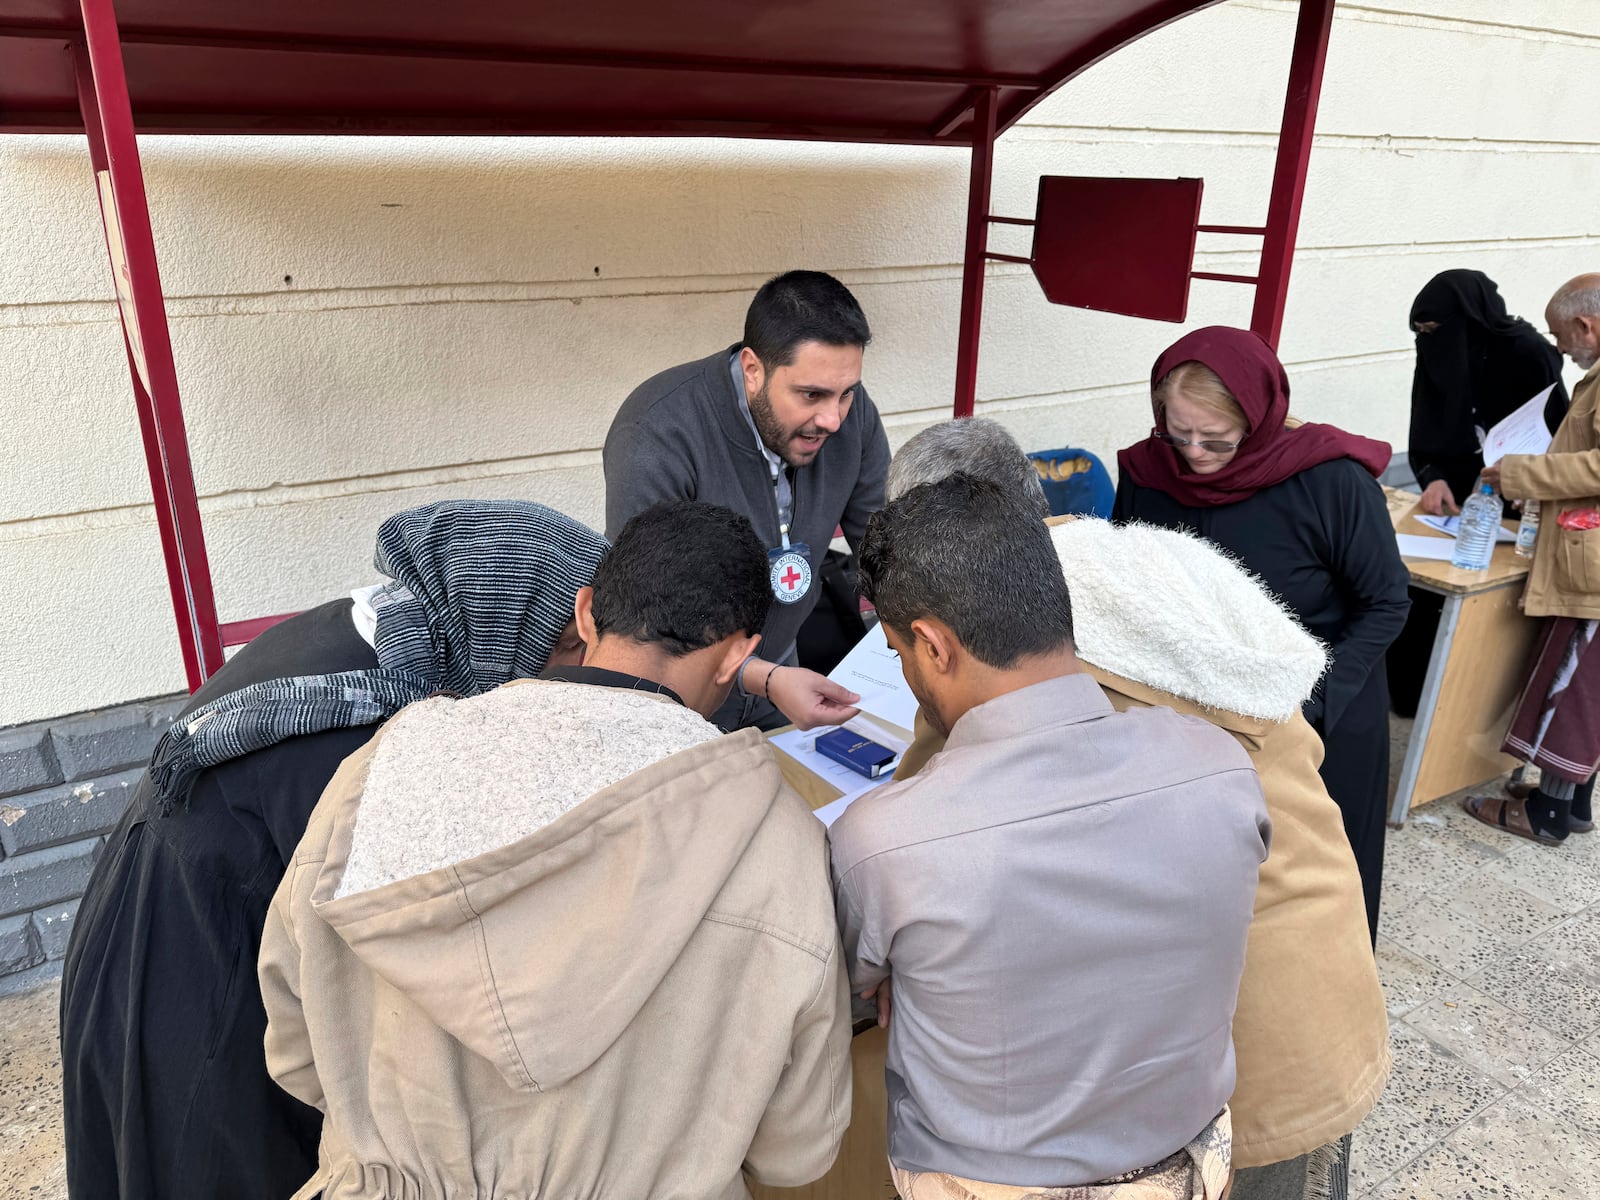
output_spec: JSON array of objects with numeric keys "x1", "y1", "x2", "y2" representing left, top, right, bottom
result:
[{"x1": 1114, "y1": 327, "x2": 1410, "y2": 943}]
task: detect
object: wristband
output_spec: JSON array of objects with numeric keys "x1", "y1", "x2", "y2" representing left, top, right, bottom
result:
[{"x1": 765, "y1": 664, "x2": 779, "y2": 703}]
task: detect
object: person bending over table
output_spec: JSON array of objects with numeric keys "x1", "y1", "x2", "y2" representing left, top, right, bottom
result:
[
  {"x1": 832, "y1": 475, "x2": 1268, "y2": 1199},
  {"x1": 603, "y1": 269, "x2": 889, "y2": 731},
  {"x1": 1114, "y1": 327, "x2": 1410, "y2": 943},
  {"x1": 60, "y1": 500, "x2": 608, "y2": 1200}
]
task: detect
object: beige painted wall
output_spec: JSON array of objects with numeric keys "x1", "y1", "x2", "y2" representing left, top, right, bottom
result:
[{"x1": 2, "y1": 0, "x2": 1596, "y2": 726}]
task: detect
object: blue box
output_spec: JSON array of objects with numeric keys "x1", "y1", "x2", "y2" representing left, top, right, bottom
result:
[{"x1": 815, "y1": 729, "x2": 897, "y2": 779}]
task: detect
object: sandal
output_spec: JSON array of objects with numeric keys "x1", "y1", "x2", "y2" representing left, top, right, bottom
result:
[
  {"x1": 1463, "y1": 794, "x2": 1567, "y2": 846},
  {"x1": 1569, "y1": 814, "x2": 1595, "y2": 834}
]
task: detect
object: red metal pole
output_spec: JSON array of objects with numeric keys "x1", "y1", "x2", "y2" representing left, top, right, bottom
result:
[
  {"x1": 71, "y1": 43, "x2": 205, "y2": 690},
  {"x1": 1249, "y1": 0, "x2": 1336, "y2": 350},
  {"x1": 76, "y1": 0, "x2": 225, "y2": 686},
  {"x1": 952, "y1": 87, "x2": 997, "y2": 419}
]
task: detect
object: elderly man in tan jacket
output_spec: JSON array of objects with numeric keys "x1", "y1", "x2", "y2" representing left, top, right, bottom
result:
[
  {"x1": 1473, "y1": 272, "x2": 1600, "y2": 843},
  {"x1": 260, "y1": 501, "x2": 851, "y2": 1200},
  {"x1": 882, "y1": 419, "x2": 1389, "y2": 1200}
]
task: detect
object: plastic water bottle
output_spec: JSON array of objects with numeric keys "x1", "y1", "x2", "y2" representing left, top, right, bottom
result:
[
  {"x1": 1451, "y1": 484, "x2": 1499, "y2": 571},
  {"x1": 1515, "y1": 499, "x2": 1541, "y2": 559}
]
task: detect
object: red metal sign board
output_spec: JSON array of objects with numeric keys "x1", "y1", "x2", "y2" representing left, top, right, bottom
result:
[{"x1": 1030, "y1": 175, "x2": 1204, "y2": 323}]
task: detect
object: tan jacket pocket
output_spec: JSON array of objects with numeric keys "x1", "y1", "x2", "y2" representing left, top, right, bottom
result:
[{"x1": 1555, "y1": 524, "x2": 1600, "y2": 595}]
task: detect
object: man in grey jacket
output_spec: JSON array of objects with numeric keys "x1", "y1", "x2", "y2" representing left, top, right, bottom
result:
[
  {"x1": 604, "y1": 270, "x2": 891, "y2": 730},
  {"x1": 830, "y1": 474, "x2": 1269, "y2": 1198}
]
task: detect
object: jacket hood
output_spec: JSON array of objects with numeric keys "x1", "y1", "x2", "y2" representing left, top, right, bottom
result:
[
  {"x1": 303, "y1": 680, "x2": 782, "y2": 1092},
  {"x1": 1049, "y1": 519, "x2": 1329, "y2": 724}
]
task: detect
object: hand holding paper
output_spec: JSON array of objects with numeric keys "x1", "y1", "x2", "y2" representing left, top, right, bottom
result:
[{"x1": 824, "y1": 622, "x2": 920, "y2": 737}]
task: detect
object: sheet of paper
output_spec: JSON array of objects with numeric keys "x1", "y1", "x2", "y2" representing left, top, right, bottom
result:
[
  {"x1": 1480, "y1": 383, "x2": 1556, "y2": 467},
  {"x1": 1395, "y1": 533, "x2": 1459, "y2": 562},
  {"x1": 767, "y1": 727, "x2": 899, "y2": 827},
  {"x1": 827, "y1": 622, "x2": 919, "y2": 736},
  {"x1": 812, "y1": 793, "x2": 859, "y2": 829},
  {"x1": 1413, "y1": 514, "x2": 1515, "y2": 544}
]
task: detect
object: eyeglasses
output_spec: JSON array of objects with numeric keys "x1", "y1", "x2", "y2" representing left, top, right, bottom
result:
[{"x1": 1152, "y1": 427, "x2": 1246, "y2": 454}]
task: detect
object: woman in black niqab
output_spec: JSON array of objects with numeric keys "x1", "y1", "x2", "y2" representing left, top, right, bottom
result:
[
  {"x1": 1408, "y1": 269, "x2": 1567, "y2": 514},
  {"x1": 1390, "y1": 272, "x2": 1571, "y2": 718}
]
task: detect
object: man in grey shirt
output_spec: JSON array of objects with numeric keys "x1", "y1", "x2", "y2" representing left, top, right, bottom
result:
[
  {"x1": 830, "y1": 475, "x2": 1269, "y2": 1197},
  {"x1": 603, "y1": 270, "x2": 890, "y2": 730}
]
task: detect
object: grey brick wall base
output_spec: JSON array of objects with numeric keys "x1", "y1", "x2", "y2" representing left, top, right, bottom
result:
[
  {"x1": 0, "y1": 960, "x2": 63, "y2": 997},
  {"x1": 0, "y1": 694, "x2": 182, "y2": 987}
]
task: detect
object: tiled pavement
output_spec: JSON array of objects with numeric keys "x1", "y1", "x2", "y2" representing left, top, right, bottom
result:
[
  {"x1": 1354, "y1": 787, "x2": 1600, "y2": 1199},
  {"x1": 3, "y1": 772, "x2": 1597, "y2": 1199}
]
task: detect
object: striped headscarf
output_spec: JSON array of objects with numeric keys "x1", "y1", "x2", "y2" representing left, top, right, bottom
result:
[{"x1": 149, "y1": 500, "x2": 609, "y2": 813}]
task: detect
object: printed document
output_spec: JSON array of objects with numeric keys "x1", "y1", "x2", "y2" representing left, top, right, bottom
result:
[
  {"x1": 825, "y1": 622, "x2": 920, "y2": 736},
  {"x1": 1413, "y1": 514, "x2": 1515, "y2": 544},
  {"x1": 1480, "y1": 383, "x2": 1556, "y2": 467}
]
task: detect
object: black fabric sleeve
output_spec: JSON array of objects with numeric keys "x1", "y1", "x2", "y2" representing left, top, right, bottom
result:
[
  {"x1": 1314, "y1": 466, "x2": 1413, "y2": 734},
  {"x1": 1409, "y1": 451, "x2": 1444, "y2": 491}
]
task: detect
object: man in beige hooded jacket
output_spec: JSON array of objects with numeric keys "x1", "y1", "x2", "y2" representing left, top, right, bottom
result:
[
  {"x1": 260, "y1": 501, "x2": 851, "y2": 1200},
  {"x1": 880, "y1": 420, "x2": 1389, "y2": 1200}
]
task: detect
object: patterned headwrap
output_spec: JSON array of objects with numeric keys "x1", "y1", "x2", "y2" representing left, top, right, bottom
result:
[{"x1": 148, "y1": 500, "x2": 609, "y2": 813}]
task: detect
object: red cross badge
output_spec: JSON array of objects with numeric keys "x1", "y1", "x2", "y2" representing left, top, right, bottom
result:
[{"x1": 769, "y1": 550, "x2": 813, "y2": 604}]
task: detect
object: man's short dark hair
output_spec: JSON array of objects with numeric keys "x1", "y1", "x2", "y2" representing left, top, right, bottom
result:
[
  {"x1": 591, "y1": 501, "x2": 772, "y2": 656},
  {"x1": 859, "y1": 474, "x2": 1073, "y2": 668},
  {"x1": 744, "y1": 270, "x2": 871, "y2": 370}
]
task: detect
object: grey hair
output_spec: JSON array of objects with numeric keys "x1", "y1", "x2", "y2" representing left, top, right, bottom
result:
[
  {"x1": 887, "y1": 417, "x2": 1050, "y2": 519},
  {"x1": 1549, "y1": 275, "x2": 1600, "y2": 323}
]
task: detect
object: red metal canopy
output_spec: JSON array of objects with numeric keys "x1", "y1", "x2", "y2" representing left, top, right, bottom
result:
[
  {"x1": 0, "y1": 0, "x2": 1224, "y2": 141},
  {"x1": 0, "y1": 0, "x2": 1336, "y2": 692}
]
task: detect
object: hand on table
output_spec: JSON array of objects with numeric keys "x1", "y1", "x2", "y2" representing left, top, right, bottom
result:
[
  {"x1": 1420, "y1": 479, "x2": 1460, "y2": 516},
  {"x1": 765, "y1": 664, "x2": 860, "y2": 730}
]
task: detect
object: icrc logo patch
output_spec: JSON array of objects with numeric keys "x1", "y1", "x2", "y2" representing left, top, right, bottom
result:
[{"x1": 769, "y1": 551, "x2": 813, "y2": 604}]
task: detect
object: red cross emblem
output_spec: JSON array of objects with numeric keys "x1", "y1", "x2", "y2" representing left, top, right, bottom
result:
[{"x1": 770, "y1": 551, "x2": 811, "y2": 604}]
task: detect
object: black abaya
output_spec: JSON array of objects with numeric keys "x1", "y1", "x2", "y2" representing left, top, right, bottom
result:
[
  {"x1": 1114, "y1": 458, "x2": 1411, "y2": 942},
  {"x1": 61, "y1": 600, "x2": 379, "y2": 1200}
]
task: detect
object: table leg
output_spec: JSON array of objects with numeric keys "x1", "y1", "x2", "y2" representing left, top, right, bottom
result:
[{"x1": 1389, "y1": 592, "x2": 1462, "y2": 826}]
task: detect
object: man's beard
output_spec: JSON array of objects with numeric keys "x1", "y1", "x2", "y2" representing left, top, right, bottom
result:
[{"x1": 750, "y1": 380, "x2": 826, "y2": 467}]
